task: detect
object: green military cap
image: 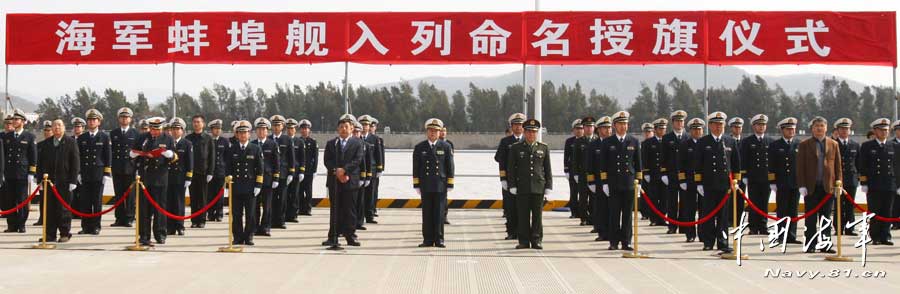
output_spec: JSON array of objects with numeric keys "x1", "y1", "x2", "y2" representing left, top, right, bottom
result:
[{"x1": 523, "y1": 118, "x2": 541, "y2": 130}]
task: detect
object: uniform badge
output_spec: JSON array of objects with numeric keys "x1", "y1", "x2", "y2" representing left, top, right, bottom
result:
[
  {"x1": 436, "y1": 150, "x2": 445, "y2": 155},
  {"x1": 536, "y1": 150, "x2": 545, "y2": 156},
  {"x1": 247, "y1": 155, "x2": 255, "y2": 159},
  {"x1": 626, "y1": 146, "x2": 634, "y2": 151}
]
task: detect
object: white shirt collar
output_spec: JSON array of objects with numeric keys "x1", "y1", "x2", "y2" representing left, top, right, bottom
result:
[
  {"x1": 257, "y1": 137, "x2": 267, "y2": 144},
  {"x1": 121, "y1": 126, "x2": 130, "y2": 133},
  {"x1": 877, "y1": 138, "x2": 887, "y2": 145}
]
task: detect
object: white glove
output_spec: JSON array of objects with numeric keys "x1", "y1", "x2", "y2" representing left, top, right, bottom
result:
[
  {"x1": 69, "y1": 184, "x2": 77, "y2": 192},
  {"x1": 644, "y1": 175, "x2": 651, "y2": 183},
  {"x1": 162, "y1": 150, "x2": 174, "y2": 158},
  {"x1": 661, "y1": 176, "x2": 669, "y2": 186},
  {"x1": 861, "y1": 185, "x2": 868, "y2": 193},
  {"x1": 184, "y1": 180, "x2": 191, "y2": 189},
  {"x1": 448, "y1": 188, "x2": 453, "y2": 193},
  {"x1": 895, "y1": 187, "x2": 900, "y2": 195},
  {"x1": 358, "y1": 181, "x2": 364, "y2": 188},
  {"x1": 697, "y1": 185, "x2": 705, "y2": 196},
  {"x1": 565, "y1": 172, "x2": 569, "y2": 179},
  {"x1": 770, "y1": 184, "x2": 778, "y2": 193},
  {"x1": 297, "y1": 174, "x2": 305, "y2": 183},
  {"x1": 415, "y1": 188, "x2": 421, "y2": 195},
  {"x1": 129, "y1": 150, "x2": 140, "y2": 158},
  {"x1": 574, "y1": 175, "x2": 580, "y2": 184},
  {"x1": 28, "y1": 175, "x2": 35, "y2": 185},
  {"x1": 286, "y1": 175, "x2": 293, "y2": 185},
  {"x1": 364, "y1": 180, "x2": 371, "y2": 187},
  {"x1": 376, "y1": 172, "x2": 382, "y2": 178},
  {"x1": 509, "y1": 187, "x2": 517, "y2": 195},
  {"x1": 501, "y1": 180, "x2": 508, "y2": 190},
  {"x1": 742, "y1": 178, "x2": 748, "y2": 186},
  {"x1": 272, "y1": 181, "x2": 279, "y2": 189},
  {"x1": 104, "y1": 175, "x2": 112, "y2": 185},
  {"x1": 253, "y1": 187, "x2": 261, "y2": 196},
  {"x1": 206, "y1": 175, "x2": 213, "y2": 183},
  {"x1": 77, "y1": 175, "x2": 82, "y2": 184},
  {"x1": 680, "y1": 183, "x2": 687, "y2": 191},
  {"x1": 588, "y1": 184, "x2": 596, "y2": 193},
  {"x1": 602, "y1": 184, "x2": 609, "y2": 196},
  {"x1": 799, "y1": 187, "x2": 808, "y2": 197},
  {"x1": 544, "y1": 189, "x2": 551, "y2": 195}
]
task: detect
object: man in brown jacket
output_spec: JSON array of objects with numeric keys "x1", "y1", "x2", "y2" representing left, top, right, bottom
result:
[{"x1": 796, "y1": 116, "x2": 841, "y2": 253}]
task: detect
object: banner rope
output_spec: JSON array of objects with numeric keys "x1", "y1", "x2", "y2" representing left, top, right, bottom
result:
[
  {"x1": 49, "y1": 181, "x2": 130, "y2": 218},
  {"x1": 0, "y1": 186, "x2": 41, "y2": 215},
  {"x1": 141, "y1": 185, "x2": 224, "y2": 221},
  {"x1": 842, "y1": 189, "x2": 900, "y2": 223}
]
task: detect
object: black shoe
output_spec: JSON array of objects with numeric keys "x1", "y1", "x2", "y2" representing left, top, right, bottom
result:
[
  {"x1": 418, "y1": 242, "x2": 433, "y2": 247},
  {"x1": 366, "y1": 220, "x2": 378, "y2": 224},
  {"x1": 569, "y1": 215, "x2": 577, "y2": 219},
  {"x1": 357, "y1": 226, "x2": 367, "y2": 230},
  {"x1": 531, "y1": 243, "x2": 543, "y2": 250},
  {"x1": 198, "y1": 223, "x2": 206, "y2": 228},
  {"x1": 3, "y1": 228, "x2": 16, "y2": 233},
  {"x1": 373, "y1": 213, "x2": 379, "y2": 217},
  {"x1": 300, "y1": 212, "x2": 312, "y2": 216},
  {"x1": 167, "y1": 229, "x2": 176, "y2": 235},
  {"x1": 608, "y1": 245, "x2": 619, "y2": 250},
  {"x1": 38, "y1": 238, "x2": 57, "y2": 242},
  {"x1": 255, "y1": 231, "x2": 271, "y2": 237},
  {"x1": 820, "y1": 248, "x2": 837, "y2": 253},
  {"x1": 686, "y1": 237, "x2": 695, "y2": 243},
  {"x1": 140, "y1": 240, "x2": 153, "y2": 246},
  {"x1": 720, "y1": 248, "x2": 734, "y2": 254},
  {"x1": 58, "y1": 235, "x2": 71, "y2": 243},
  {"x1": 32, "y1": 221, "x2": 42, "y2": 226},
  {"x1": 702, "y1": 246, "x2": 713, "y2": 251},
  {"x1": 89, "y1": 230, "x2": 100, "y2": 235},
  {"x1": 155, "y1": 238, "x2": 166, "y2": 245},
  {"x1": 872, "y1": 241, "x2": 882, "y2": 245},
  {"x1": 516, "y1": 244, "x2": 530, "y2": 249},
  {"x1": 884, "y1": 240, "x2": 895, "y2": 246},
  {"x1": 286, "y1": 219, "x2": 299, "y2": 223},
  {"x1": 111, "y1": 222, "x2": 125, "y2": 227},
  {"x1": 666, "y1": 228, "x2": 677, "y2": 234},
  {"x1": 245, "y1": 240, "x2": 255, "y2": 246},
  {"x1": 77, "y1": 230, "x2": 87, "y2": 235},
  {"x1": 444, "y1": 220, "x2": 451, "y2": 225},
  {"x1": 273, "y1": 225, "x2": 287, "y2": 229},
  {"x1": 190, "y1": 224, "x2": 199, "y2": 228},
  {"x1": 17, "y1": 228, "x2": 25, "y2": 233},
  {"x1": 621, "y1": 246, "x2": 634, "y2": 251},
  {"x1": 579, "y1": 220, "x2": 586, "y2": 226},
  {"x1": 590, "y1": 229, "x2": 598, "y2": 233},
  {"x1": 346, "y1": 239, "x2": 361, "y2": 246},
  {"x1": 845, "y1": 230, "x2": 858, "y2": 236},
  {"x1": 805, "y1": 248, "x2": 816, "y2": 253},
  {"x1": 232, "y1": 240, "x2": 244, "y2": 245},
  {"x1": 435, "y1": 242, "x2": 446, "y2": 248},
  {"x1": 177, "y1": 229, "x2": 185, "y2": 236},
  {"x1": 322, "y1": 240, "x2": 337, "y2": 246},
  {"x1": 595, "y1": 237, "x2": 606, "y2": 242},
  {"x1": 123, "y1": 222, "x2": 133, "y2": 228}
]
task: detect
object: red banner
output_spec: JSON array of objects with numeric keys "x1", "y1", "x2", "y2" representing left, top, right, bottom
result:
[{"x1": 5, "y1": 11, "x2": 896, "y2": 66}]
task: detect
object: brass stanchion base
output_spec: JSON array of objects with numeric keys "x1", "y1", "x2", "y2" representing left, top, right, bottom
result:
[
  {"x1": 125, "y1": 245, "x2": 151, "y2": 251},
  {"x1": 825, "y1": 255, "x2": 853, "y2": 262},
  {"x1": 218, "y1": 246, "x2": 244, "y2": 253},
  {"x1": 30, "y1": 243, "x2": 56, "y2": 249},
  {"x1": 720, "y1": 253, "x2": 749, "y2": 260},
  {"x1": 622, "y1": 252, "x2": 650, "y2": 258}
]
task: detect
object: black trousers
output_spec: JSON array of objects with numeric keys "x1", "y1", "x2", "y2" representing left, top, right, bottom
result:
[
  {"x1": 232, "y1": 192, "x2": 256, "y2": 243},
  {"x1": 517, "y1": 193, "x2": 543, "y2": 245},
  {"x1": 648, "y1": 177, "x2": 667, "y2": 225},
  {"x1": 593, "y1": 191, "x2": 608, "y2": 239},
  {"x1": 356, "y1": 186, "x2": 366, "y2": 227},
  {"x1": 326, "y1": 185, "x2": 357, "y2": 242},
  {"x1": 699, "y1": 189, "x2": 730, "y2": 250},
  {"x1": 3, "y1": 179, "x2": 30, "y2": 230},
  {"x1": 112, "y1": 173, "x2": 135, "y2": 224},
  {"x1": 78, "y1": 181, "x2": 103, "y2": 232},
  {"x1": 834, "y1": 184, "x2": 856, "y2": 232},
  {"x1": 255, "y1": 185, "x2": 273, "y2": 233},
  {"x1": 567, "y1": 176, "x2": 577, "y2": 216},
  {"x1": 285, "y1": 175, "x2": 301, "y2": 220},
  {"x1": 678, "y1": 186, "x2": 698, "y2": 239},
  {"x1": 775, "y1": 187, "x2": 800, "y2": 241},
  {"x1": 189, "y1": 174, "x2": 208, "y2": 225},
  {"x1": 503, "y1": 189, "x2": 517, "y2": 236},
  {"x1": 747, "y1": 182, "x2": 771, "y2": 232},
  {"x1": 804, "y1": 185, "x2": 834, "y2": 249},
  {"x1": 576, "y1": 179, "x2": 591, "y2": 222},
  {"x1": 665, "y1": 182, "x2": 679, "y2": 230},
  {"x1": 422, "y1": 192, "x2": 446, "y2": 244},
  {"x1": 608, "y1": 187, "x2": 634, "y2": 247},
  {"x1": 207, "y1": 176, "x2": 225, "y2": 220},
  {"x1": 46, "y1": 180, "x2": 72, "y2": 240},
  {"x1": 373, "y1": 176, "x2": 380, "y2": 214},
  {"x1": 139, "y1": 183, "x2": 167, "y2": 243},
  {"x1": 271, "y1": 178, "x2": 288, "y2": 227},
  {"x1": 364, "y1": 180, "x2": 376, "y2": 220},
  {"x1": 868, "y1": 190, "x2": 894, "y2": 243},
  {"x1": 299, "y1": 175, "x2": 314, "y2": 214},
  {"x1": 166, "y1": 178, "x2": 186, "y2": 232}
]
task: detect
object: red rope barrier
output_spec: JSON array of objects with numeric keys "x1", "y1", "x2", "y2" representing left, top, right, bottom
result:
[
  {"x1": 737, "y1": 188, "x2": 833, "y2": 223},
  {"x1": 0, "y1": 186, "x2": 41, "y2": 215},
  {"x1": 49, "y1": 183, "x2": 130, "y2": 218},
  {"x1": 843, "y1": 190, "x2": 900, "y2": 223},
  {"x1": 141, "y1": 185, "x2": 224, "y2": 221},
  {"x1": 640, "y1": 188, "x2": 730, "y2": 226}
]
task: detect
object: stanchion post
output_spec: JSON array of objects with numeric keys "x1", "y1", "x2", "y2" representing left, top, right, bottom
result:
[
  {"x1": 623, "y1": 179, "x2": 649, "y2": 258},
  {"x1": 126, "y1": 176, "x2": 149, "y2": 251},
  {"x1": 722, "y1": 179, "x2": 748, "y2": 260},
  {"x1": 31, "y1": 174, "x2": 55, "y2": 249},
  {"x1": 826, "y1": 180, "x2": 852, "y2": 262},
  {"x1": 218, "y1": 176, "x2": 242, "y2": 253}
]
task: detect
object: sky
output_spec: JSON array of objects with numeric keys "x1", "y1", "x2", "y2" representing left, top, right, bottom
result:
[{"x1": 0, "y1": 0, "x2": 898, "y2": 105}]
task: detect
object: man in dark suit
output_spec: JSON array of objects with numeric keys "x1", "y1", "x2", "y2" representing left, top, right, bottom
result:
[
  {"x1": 832, "y1": 118, "x2": 859, "y2": 236},
  {"x1": 495, "y1": 113, "x2": 526, "y2": 239},
  {"x1": 677, "y1": 118, "x2": 705, "y2": 242},
  {"x1": 252, "y1": 118, "x2": 280, "y2": 237},
  {"x1": 207, "y1": 119, "x2": 230, "y2": 222},
  {"x1": 859, "y1": 118, "x2": 895, "y2": 245},
  {"x1": 740, "y1": 114, "x2": 773, "y2": 235},
  {"x1": 186, "y1": 115, "x2": 215, "y2": 229},
  {"x1": 797, "y1": 116, "x2": 842, "y2": 253},
  {"x1": 599, "y1": 111, "x2": 641, "y2": 251},
  {"x1": 769, "y1": 117, "x2": 802, "y2": 245},
  {"x1": 695, "y1": 112, "x2": 741, "y2": 254},
  {"x1": 298, "y1": 119, "x2": 318, "y2": 216},
  {"x1": 165, "y1": 118, "x2": 193, "y2": 236},
  {"x1": 360, "y1": 115, "x2": 381, "y2": 224},
  {"x1": 564, "y1": 119, "x2": 582, "y2": 219},
  {"x1": 224, "y1": 120, "x2": 264, "y2": 246},
  {"x1": 661, "y1": 110, "x2": 687, "y2": 233},
  {"x1": 36, "y1": 119, "x2": 79, "y2": 243},
  {"x1": 414, "y1": 118, "x2": 454, "y2": 248},
  {"x1": 642, "y1": 118, "x2": 667, "y2": 228},
  {"x1": 322, "y1": 114, "x2": 365, "y2": 248},
  {"x1": 131, "y1": 117, "x2": 177, "y2": 246},
  {"x1": 110, "y1": 107, "x2": 139, "y2": 227},
  {"x1": 268, "y1": 115, "x2": 294, "y2": 230},
  {"x1": 587, "y1": 116, "x2": 612, "y2": 241}
]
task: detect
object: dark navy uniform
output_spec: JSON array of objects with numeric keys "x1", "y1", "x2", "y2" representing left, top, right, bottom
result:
[
  {"x1": 586, "y1": 136, "x2": 608, "y2": 240},
  {"x1": 270, "y1": 132, "x2": 294, "y2": 228},
  {"x1": 356, "y1": 133, "x2": 374, "y2": 229},
  {"x1": 225, "y1": 139, "x2": 264, "y2": 245},
  {"x1": 694, "y1": 133, "x2": 741, "y2": 251},
  {"x1": 413, "y1": 137, "x2": 454, "y2": 247},
  {"x1": 2, "y1": 129, "x2": 35, "y2": 232},
  {"x1": 186, "y1": 130, "x2": 215, "y2": 227},
  {"x1": 495, "y1": 133, "x2": 523, "y2": 238},
  {"x1": 858, "y1": 138, "x2": 895, "y2": 244},
  {"x1": 564, "y1": 135, "x2": 578, "y2": 217},
  {"x1": 110, "y1": 126, "x2": 139, "y2": 226},
  {"x1": 253, "y1": 136, "x2": 279, "y2": 235},
  {"x1": 834, "y1": 136, "x2": 859, "y2": 234},
  {"x1": 599, "y1": 132, "x2": 641, "y2": 249},
  {"x1": 641, "y1": 135, "x2": 666, "y2": 227},
  {"x1": 133, "y1": 130, "x2": 176, "y2": 245},
  {"x1": 661, "y1": 130, "x2": 686, "y2": 231},
  {"x1": 166, "y1": 137, "x2": 193, "y2": 235},
  {"x1": 740, "y1": 133, "x2": 774, "y2": 234},
  {"x1": 363, "y1": 132, "x2": 381, "y2": 222},
  {"x1": 76, "y1": 129, "x2": 111, "y2": 234},
  {"x1": 769, "y1": 137, "x2": 800, "y2": 243},
  {"x1": 574, "y1": 133, "x2": 597, "y2": 226},
  {"x1": 208, "y1": 134, "x2": 229, "y2": 221},
  {"x1": 677, "y1": 135, "x2": 701, "y2": 241},
  {"x1": 299, "y1": 135, "x2": 318, "y2": 215},
  {"x1": 285, "y1": 133, "x2": 306, "y2": 222}
]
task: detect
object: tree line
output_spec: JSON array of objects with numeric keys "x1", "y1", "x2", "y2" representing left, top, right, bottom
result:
[{"x1": 35, "y1": 75, "x2": 894, "y2": 134}]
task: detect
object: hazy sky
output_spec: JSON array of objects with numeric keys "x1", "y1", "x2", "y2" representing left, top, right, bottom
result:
[{"x1": 1, "y1": 0, "x2": 898, "y2": 104}]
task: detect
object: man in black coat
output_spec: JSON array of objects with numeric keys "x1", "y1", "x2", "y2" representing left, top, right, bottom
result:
[
  {"x1": 131, "y1": 117, "x2": 178, "y2": 246},
  {"x1": 322, "y1": 114, "x2": 365, "y2": 248},
  {"x1": 859, "y1": 118, "x2": 896, "y2": 245},
  {"x1": 769, "y1": 117, "x2": 801, "y2": 244},
  {"x1": 740, "y1": 114, "x2": 773, "y2": 235},
  {"x1": 252, "y1": 118, "x2": 280, "y2": 237},
  {"x1": 599, "y1": 111, "x2": 642, "y2": 251},
  {"x1": 186, "y1": 115, "x2": 215, "y2": 229},
  {"x1": 224, "y1": 120, "x2": 264, "y2": 246},
  {"x1": 2, "y1": 109, "x2": 35, "y2": 233},
  {"x1": 284, "y1": 118, "x2": 306, "y2": 223},
  {"x1": 110, "y1": 107, "x2": 139, "y2": 227},
  {"x1": 661, "y1": 110, "x2": 688, "y2": 232},
  {"x1": 832, "y1": 118, "x2": 859, "y2": 236},
  {"x1": 298, "y1": 119, "x2": 318, "y2": 216},
  {"x1": 414, "y1": 118, "x2": 454, "y2": 248},
  {"x1": 495, "y1": 113, "x2": 526, "y2": 239},
  {"x1": 207, "y1": 119, "x2": 230, "y2": 222},
  {"x1": 76, "y1": 109, "x2": 111, "y2": 235},
  {"x1": 695, "y1": 112, "x2": 742, "y2": 253},
  {"x1": 564, "y1": 119, "x2": 582, "y2": 219},
  {"x1": 36, "y1": 120, "x2": 79, "y2": 243}
]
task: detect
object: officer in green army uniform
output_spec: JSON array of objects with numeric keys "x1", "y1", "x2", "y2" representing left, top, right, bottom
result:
[{"x1": 507, "y1": 119, "x2": 552, "y2": 250}]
